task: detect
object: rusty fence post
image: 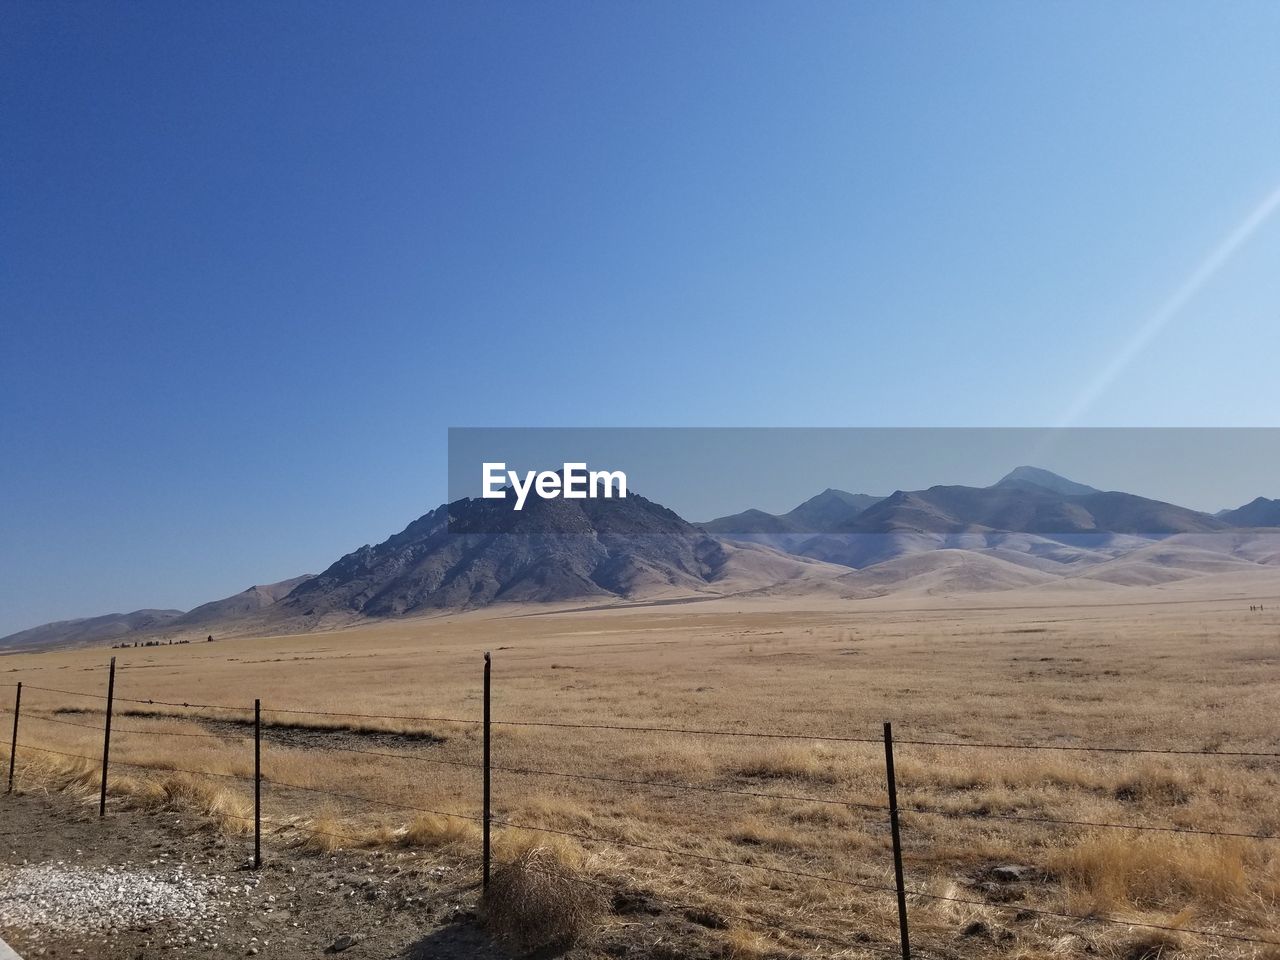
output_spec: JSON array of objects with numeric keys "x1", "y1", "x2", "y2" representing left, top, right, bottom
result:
[
  {"x1": 99, "y1": 656, "x2": 116, "y2": 818},
  {"x1": 7, "y1": 681, "x2": 20, "y2": 793},
  {"x1": 254, "y1": 698, "x2": 262, "y2": 869},
  {"x1": 883, "y1": 721, "x2": 911, "y2": 960},
  {"x1": 482, "y1": 650, "x2": 492, "y2": 890}
]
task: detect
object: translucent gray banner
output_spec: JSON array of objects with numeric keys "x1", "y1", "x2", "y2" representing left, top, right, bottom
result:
[{"x1": 447, "y1": 427, "x2": 1279, "y2": 536}]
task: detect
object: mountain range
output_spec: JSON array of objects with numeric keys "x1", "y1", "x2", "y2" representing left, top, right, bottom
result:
[{"x1": 4, "y1": 467, "x2": 1278, "y2": 650}]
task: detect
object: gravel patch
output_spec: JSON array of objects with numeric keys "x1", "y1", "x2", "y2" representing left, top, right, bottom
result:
[
  {"x1": 1, "y1": 792, "x2": 512, "y2": 959},
  {"x1": 0, "y1": 861, "x2": 228, "y2": 939}
]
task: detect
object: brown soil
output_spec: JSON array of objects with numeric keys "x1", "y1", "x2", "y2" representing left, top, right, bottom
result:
[{"x1": 0, "y1": 791, "x2": 507, "y2": 960}]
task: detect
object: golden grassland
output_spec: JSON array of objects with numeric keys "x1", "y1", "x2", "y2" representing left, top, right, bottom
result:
[{"x1": 3, "y1": 584, "x2": 1280, "y2": 958}]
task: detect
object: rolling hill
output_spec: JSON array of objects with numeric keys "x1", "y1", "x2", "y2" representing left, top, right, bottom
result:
[
  {"x1": 167, "y1": 576, "x2": 316, "y2": 628},
  {"x1": 0, "y1": 609, "x2": 184, "y2": 651}
]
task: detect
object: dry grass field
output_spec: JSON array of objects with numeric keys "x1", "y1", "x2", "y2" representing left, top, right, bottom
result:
[{"x1": 4, "y1": 578, "x2": 1280, "y2": 959}]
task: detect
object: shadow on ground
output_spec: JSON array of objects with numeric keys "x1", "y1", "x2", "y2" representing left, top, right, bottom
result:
[{"x1": 401, "y1": 919, "x2": 512, "y2": 960}]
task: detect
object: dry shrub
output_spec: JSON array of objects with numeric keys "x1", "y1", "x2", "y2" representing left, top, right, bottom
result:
[
  {"x1": 483, "y1": 836, "x2": 605, "y2": 948},
  {"x1": 402, "y1": 813, "x2": 479, "y2": 849},
  {"x1": 1049, "y1": 833, "x2": 1247, "y2": 913}
]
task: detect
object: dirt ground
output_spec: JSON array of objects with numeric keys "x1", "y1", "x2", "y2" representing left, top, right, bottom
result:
[
  {"x1": 0, "y1": 790, "x2": 753, "y2": 960},
  {"x1": 0, "y1": 790, "x2": 508, "y2": 960}
]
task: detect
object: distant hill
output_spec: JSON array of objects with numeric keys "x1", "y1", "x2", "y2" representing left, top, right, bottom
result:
[
  {"x1": 0, "y1": 609, "x2": 183, "y2": 652},
  {"x1": 843, "y1": 484, "x2": 1223, "y2": 536},
  {"x1": 706, "y1": 468, "x2": 1226, "y2": 570},
  {"x1": 834, "y1": 548, "x2": 1059, "y2": 597},
  {"x1": 167, "y1": 576, "x2": 315, "y2": 628},
  {"x1": 703, "y1": 488, "x2": 883, "y2": 534},
  {"x1": 1218, "y1": 497, "x2": 1280, "y2": 528}
]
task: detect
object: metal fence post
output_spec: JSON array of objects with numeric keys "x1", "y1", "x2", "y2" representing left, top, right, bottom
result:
[
  {"x1": 254, "y1": 698, "x2": 262, "y2": 869},
  {"x1": 7, "y1": 682, "x2": 20, "y2": 793},
  {"x1": 883, "y1": 721, "x2": 911, "y2": 960},
  {"x1": 99, "y1": 657, "x2": 116, "y2": 818},
  {"x1": 482, "y1": 650, "x2": 492, "y2": 889}
]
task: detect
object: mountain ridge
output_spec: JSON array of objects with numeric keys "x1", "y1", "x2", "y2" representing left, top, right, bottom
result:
[
  {"x1": 5, "y1": 467, "x2": 1277, "y2": 650},
  {"x1": 1218, "y1": 496, "x2": 1280, "y2": 528},
  {"x1": 702, "y1": 488, "x2": 883, "y2": 535}
]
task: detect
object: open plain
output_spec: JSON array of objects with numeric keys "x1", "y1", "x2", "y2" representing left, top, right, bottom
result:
[{"x1": 3, "y1": 574, "x2": 1280, "y2": 959}]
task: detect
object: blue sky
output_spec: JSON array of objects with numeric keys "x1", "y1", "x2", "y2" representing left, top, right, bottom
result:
[{"x1": 3, "y1": 2, "x2": 1280, "y2": 634}]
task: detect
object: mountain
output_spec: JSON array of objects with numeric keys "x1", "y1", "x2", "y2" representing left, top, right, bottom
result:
[
  {"x1": 6, "y1": 467, "x2": 1277, "y2": 651},
  {"x1": 710, "y1": 468, "x2": 1226, "y2": 571},
  {"x1": 701, "y1": 507, "x2": 800, "y2": 536},
  {"x1": 167, "y1": 576, "x2": 315, "y2": 628},
  {"x1": 277, "y1": 487, "x2": 840, "y2": 620},
  {"x1": 0, "y1": 609, "x2": 183, "y2": 652},
  {"x1": 842, "y1": 484, "x2": 1224, "y2": 536},
  {"x1": 995, "y1": 466, "x2": 1101, "y2": 497},
  {"x1": 787, "y1": 489, "x2": 884, "y2": 530},
  {"x1": 1218, "y1": 497, "x2": 1280, "y2": 528},
  {"x1": 703, "y1": 488, "x2": 883, "y2": 534}
]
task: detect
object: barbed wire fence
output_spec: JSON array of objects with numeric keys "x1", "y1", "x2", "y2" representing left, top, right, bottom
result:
[{"x1": 3, "y1": 657, "x2": 1280, "y2": 960}]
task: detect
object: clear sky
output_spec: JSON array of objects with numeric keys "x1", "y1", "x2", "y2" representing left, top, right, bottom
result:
[{"x1": 3, "y1": 2, "x2": 1280, "y2": 635}]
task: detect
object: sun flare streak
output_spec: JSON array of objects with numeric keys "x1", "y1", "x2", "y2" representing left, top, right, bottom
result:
[{"x1": 1058, "y1": 181, "x2": 1280, "y2": 427}]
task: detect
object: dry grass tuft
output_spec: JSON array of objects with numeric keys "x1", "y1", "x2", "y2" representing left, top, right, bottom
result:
[
  {"x1": 4, "y1": 748, "x2": 101, "y2": 798},
  {"x1": 297, "y1": 815, "x2": 350, "y2": 854},
  {"x1": 1112, "y1": 930, "x2": 1181, "y2": 960},
  {"x1": 402, "y1": 813, "x2": 479, "y2": 849},
  {"x1": 728, "y1": 816, "x2": 801, "y2": 850},
  {"x1": 1113, "y1": 766, "x2": 1193, "y2": 806},
  {"x1": 483, "y1": 836, "x2": 605, "y2": 948},
  {"x1": 126, "y1": 773, "x2": 254, "y2": 834},
  {"x1": 716, "y1": 928, "x2": 776, "y2": 958},
  {"x1": 1050, "y1": 833, "x2": 1249, "y2": 914},
  {"x1": 734, "y1": 745, "x2": 837, "y2": 783}
]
